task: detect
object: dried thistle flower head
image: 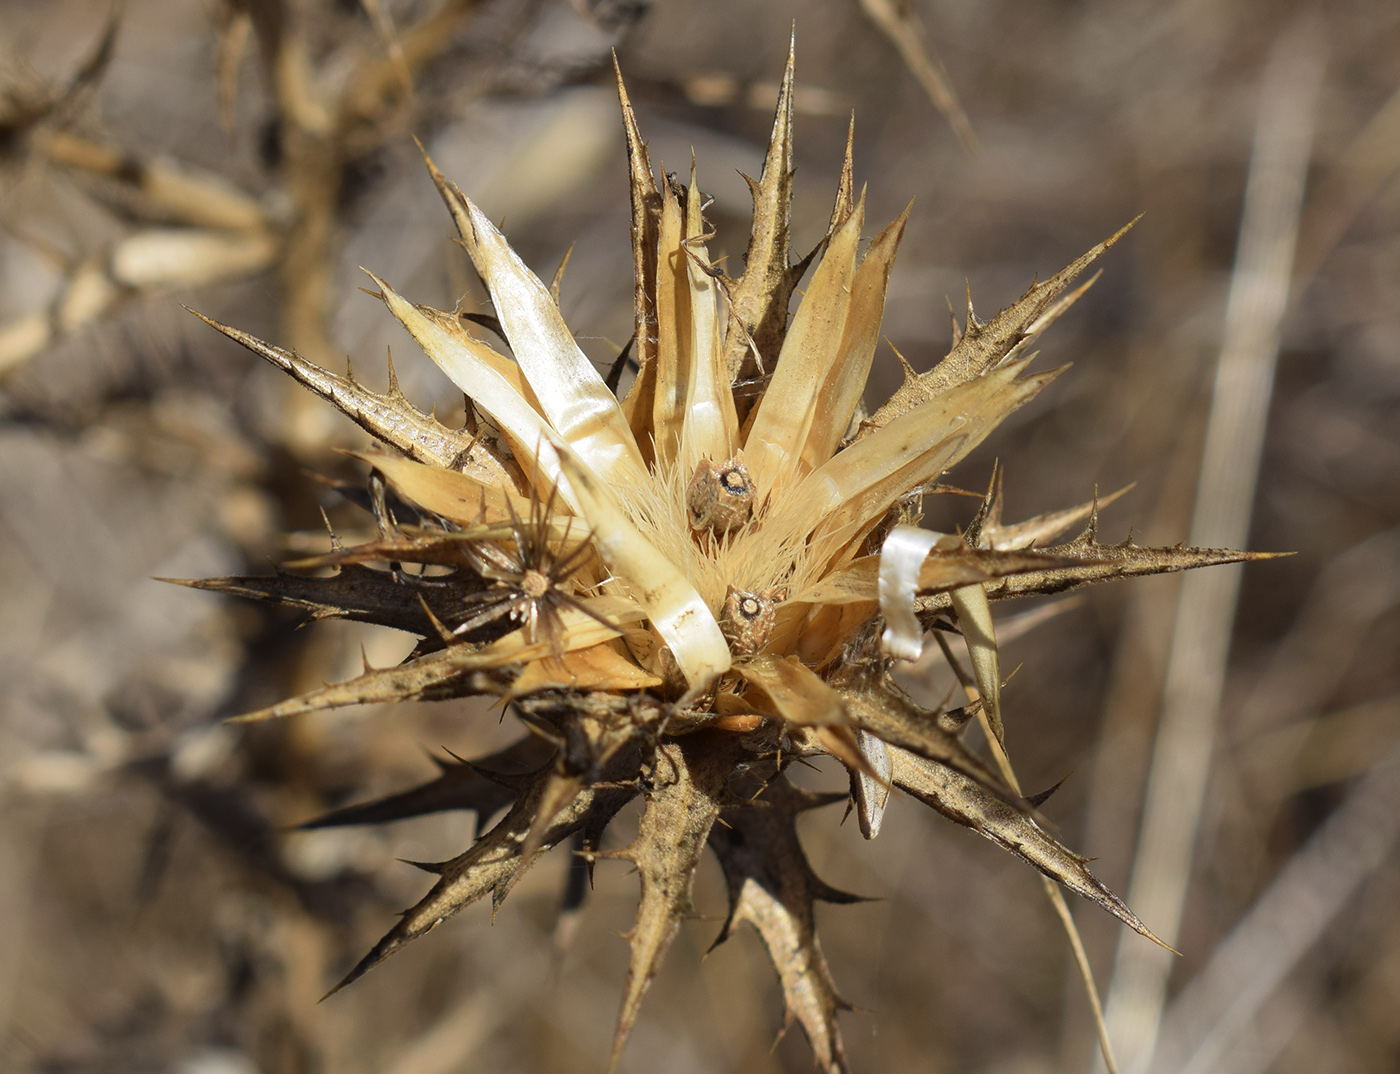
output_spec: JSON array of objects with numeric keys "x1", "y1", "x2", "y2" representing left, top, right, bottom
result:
[{"x1": 180, "y1": 44, "x2": 1272, "y2": 1073}]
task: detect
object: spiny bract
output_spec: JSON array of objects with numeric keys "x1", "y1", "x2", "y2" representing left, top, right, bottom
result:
[{"x1": 182, "y1": 45, "x2": 1266, "y2": 1073}]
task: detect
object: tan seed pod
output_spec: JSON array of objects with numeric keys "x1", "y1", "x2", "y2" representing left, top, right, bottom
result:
[
  {"x1": 719, "y1": 583, "x2": 787, "y2": 656},
  {"x1": 686, "y1": 453, "x2": 755, "y2": 534}
]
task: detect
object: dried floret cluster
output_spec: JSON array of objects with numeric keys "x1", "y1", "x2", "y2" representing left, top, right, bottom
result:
[{"x1": 180, "y1": 46, "x2": 1267, "y2": 1073}]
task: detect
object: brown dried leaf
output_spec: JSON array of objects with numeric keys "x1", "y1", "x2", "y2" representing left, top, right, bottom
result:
[
  {"x1": 835, "y1": 675, "x2": 1014, "y2": 800},
  {"x1": 231, "y1": 643, "x2": 498, "y2": 723},
  {"x1": 613, "y1": 57, "x2": 662, "y2": 389},
  {"x1": 328, "y1": 750, "x2": 641, "y2": 996},
  {"x1": 498, "y1": 718, "x2": 636, "y2": 914},
  {"x1": 163, "y1": 565, "x2": 481, "y2": 636},
  {"x1": 449, "y1": 197, "x2": 650, "y2": 487},
  {"x1": 982, "y1": 483, "x2": 1133, "y2": 551},
  {"x1": 737, "y1": 655, "x2": 848, "y2": 728},
  {"x1": 297, "y1": 735, "x2": 555, "y2": 829},
  {"x1": 608, "y1": 737, "x2": 738, "y2": 1070},
  {"x1": 722, "y1": 37, "x2": 799, "y2": 383},
  {"x1": 709, "y1": 773, "x2": 862, "y2": 1074},
  {"x1": 801, "y1": 206, "x2": 910, "y2": 472},
  {"x1": 678, "y1": 164, "x2": 741, "y2": 475},
  {"x1": 349, "y1": 449, "x2": 531, "y2": 527},
  {"x1": 229, "y1": 602, "x2": 637, "y2": 722},
  {"x1": 369, "y1": 274, "x2": 572, "y2": 496},
  {"x1": 799, "y1": 361, "x2": 1061, "y2": 566},
  {"x1": 745, "y1": 198, "x2": 864, "y2": 496},
  {"x1": 735, "y1": 656, "x2": 870, "y2": 776},
  {"x1": 284, "y1": 530, "x2": 502, "y2": 571},
  {"x1": 650, "y1": 176, "x2": 692, "y2": 465},
  {"x1": 396, "y1": 300, "x2": 537, "y2": 399},
  {"x1": 826, "y1": 114, "x2": 857, "y2": 234},
  {"x1": 918, "y1": 530, "x2": 1285, "y2": 614},
  {"x1": 514, "y1": 770, "x2": 583, "y2": 883},
  {"x1": 552, "y1": 439, "x2": 731, "y2": 697},
  {"x1": 796, "y1": 544, "x2": 1080, "y2": 605},
  {"x1": 949, "y1": 582, "x2": 1002, "y2": 745},
  {"x1": 189, "y1": 311, "x2": 484, "y2": 472},
  {"x1": 861, "y1": 222, "x2": 1135, "y2": 433},
  {"x1": 889, "y1": 745, "x2": 1169, "y2": 947},
  {"x1": 852, "y1": 728, "x2": 893, "y2": 838},
  {"x1": 506, "y1": 644, "x2": 663, "y2": 699}
]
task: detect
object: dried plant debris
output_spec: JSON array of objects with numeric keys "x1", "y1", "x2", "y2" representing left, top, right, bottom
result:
[
  {"x1": 855, "y1": 0, "x2": 977, "y2": 151},
  {"x1": 297, "y1": 736, "x2": 555, "y2": 831},
  {"x1": 172, "y1": 44, "x2": 1280, "y2": 1072},
  {"x1": 710, "y1": 769, "x2": 864, "y2": 1072},
  {"x1": 2, "y1": 0, "x2": 621, "y2": 392}
]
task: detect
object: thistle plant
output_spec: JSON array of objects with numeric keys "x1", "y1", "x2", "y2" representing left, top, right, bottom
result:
[{"x1": 180, "y1": 46, "x2": 1268, "y2": 1073}]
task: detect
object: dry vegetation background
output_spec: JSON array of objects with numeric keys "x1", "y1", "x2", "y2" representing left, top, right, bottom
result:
[{"x1": 2, "y1": 1, "x2": 1399, "y2": 1072}]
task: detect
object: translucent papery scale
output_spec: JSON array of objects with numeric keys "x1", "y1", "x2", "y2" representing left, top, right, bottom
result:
[{"x1": 879, "y1": 527, "x2": 957, "y2": 660}]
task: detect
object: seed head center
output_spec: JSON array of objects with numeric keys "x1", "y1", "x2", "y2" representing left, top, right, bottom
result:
[{"x1": 521, "y1": 569, "x2": 550, "y2": 598}]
